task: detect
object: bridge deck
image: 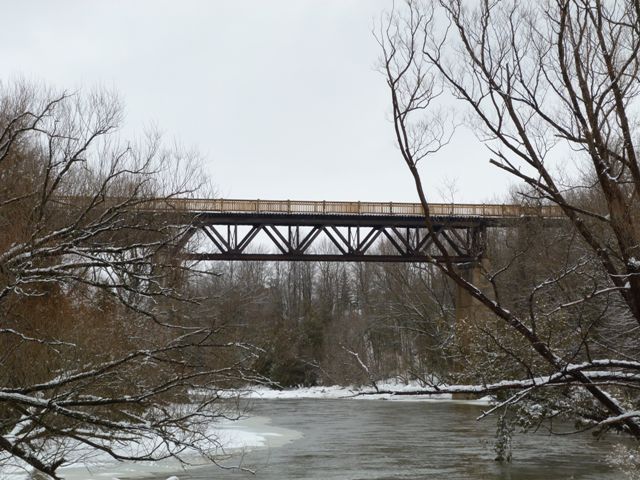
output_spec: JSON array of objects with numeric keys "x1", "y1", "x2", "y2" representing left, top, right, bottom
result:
[{"x1": 159, "y1": 198, "x2": 563, "y2": 219}]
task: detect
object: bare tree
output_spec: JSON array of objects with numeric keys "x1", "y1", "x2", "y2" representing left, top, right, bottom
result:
[
  {"x1": 0, "y1": 82, "x2": 260, "y2": 478},
  {"x1": 377, "y1": 0, "x2": 640, "y2": 438}
]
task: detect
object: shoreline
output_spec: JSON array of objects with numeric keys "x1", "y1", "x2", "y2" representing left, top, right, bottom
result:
[{"x1": 233, "y1": 383, "x2": 495, "y2": 405}]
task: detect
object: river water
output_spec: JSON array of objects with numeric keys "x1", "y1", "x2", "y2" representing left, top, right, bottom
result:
[{"x1": 133, "y1": 399, "x2": 621, "y2": 480}]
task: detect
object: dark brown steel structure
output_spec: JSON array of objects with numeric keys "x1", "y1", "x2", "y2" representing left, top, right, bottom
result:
[{"x1": 167, "y1": 199, "x2": 563, "y2": 264}]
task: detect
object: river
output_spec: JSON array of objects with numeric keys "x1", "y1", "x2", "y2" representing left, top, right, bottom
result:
[{"x1": 126, "y1": 398, "x2": 622, "y2": 480}]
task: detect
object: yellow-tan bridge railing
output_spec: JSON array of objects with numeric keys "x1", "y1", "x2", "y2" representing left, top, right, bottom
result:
[{"x1": 153, "y1": 198, "x2": 564, "y2": 219}]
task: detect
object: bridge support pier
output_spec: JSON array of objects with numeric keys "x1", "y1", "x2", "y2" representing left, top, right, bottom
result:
[{"x1": 453, "y1": 258, "x2": 496, "y2": 400}]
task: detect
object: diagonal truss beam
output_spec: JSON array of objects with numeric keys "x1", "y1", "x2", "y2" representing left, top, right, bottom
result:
[{"x1": 179, "y1": 220, "x2": 487, "y2": 264}]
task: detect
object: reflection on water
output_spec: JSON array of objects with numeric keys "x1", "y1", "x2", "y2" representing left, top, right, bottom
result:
[{"x1": 140, "y1": 399, "x2": 621, "y2": 480}]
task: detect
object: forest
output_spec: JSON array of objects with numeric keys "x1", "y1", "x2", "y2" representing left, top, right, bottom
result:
[{"x1": 3, "y1": 0, "x2": 640, "y2": 477}]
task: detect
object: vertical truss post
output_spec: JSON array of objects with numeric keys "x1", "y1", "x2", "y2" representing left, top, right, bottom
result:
[{"x1": 470, "y1": 225, "x2": 487, "y2": 259}]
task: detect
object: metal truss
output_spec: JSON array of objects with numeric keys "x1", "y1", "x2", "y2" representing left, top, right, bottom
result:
[{"x1": 179, "y1": 213, "x2": 488, "y2": 263}]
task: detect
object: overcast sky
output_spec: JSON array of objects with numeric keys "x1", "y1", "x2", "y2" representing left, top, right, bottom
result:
[{"x1": 1, "y1": 1, "x2": 514, "y2": 203}]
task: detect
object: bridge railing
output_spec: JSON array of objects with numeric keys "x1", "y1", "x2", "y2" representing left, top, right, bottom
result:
[{"x1": 151, "y1": 198, "x2": 564, "y2": 219}]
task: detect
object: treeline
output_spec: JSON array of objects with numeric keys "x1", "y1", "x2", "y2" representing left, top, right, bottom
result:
[
  {"x1": 192, "y1": 256, "x2": 457, "y2": 387},
  {"x1": 193, "y1": 199, "x2": 639, "y2": 403},
  {"x1": 0, "y1": 83, "x2": 262, "y2": 476}
]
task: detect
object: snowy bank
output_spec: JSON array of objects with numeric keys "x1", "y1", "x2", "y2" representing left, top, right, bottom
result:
[
  {"x1": 0, "y1": 415, "x2": 299, "y2": 480},
  {"x1": 237, "y1": 380, "x2": 495, "y2": 405}
]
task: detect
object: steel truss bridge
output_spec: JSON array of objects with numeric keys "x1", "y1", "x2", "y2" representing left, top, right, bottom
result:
[{"x1": 158, "y1": 199, "x2": 563, "y2": 264}]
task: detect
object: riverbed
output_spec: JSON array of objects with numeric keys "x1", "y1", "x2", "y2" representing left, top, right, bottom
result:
[{"x1": 128, "y1": 398, "x2": 621, "y2": 480}]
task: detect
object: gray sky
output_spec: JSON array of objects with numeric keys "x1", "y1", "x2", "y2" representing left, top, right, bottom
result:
[{"x1": 1, "y1": 1, "x2": 514, "y2": 203}]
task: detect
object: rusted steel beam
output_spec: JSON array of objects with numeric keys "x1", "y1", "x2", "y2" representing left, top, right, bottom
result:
[
  {"x1": 189, "y1": 212, "x2": 563, "y2": 229},
  {"x1": 182, "y1": 252, "x2": 474, "y2": 263}
]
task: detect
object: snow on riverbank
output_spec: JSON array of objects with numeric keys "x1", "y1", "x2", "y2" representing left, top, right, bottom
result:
[
  {"x1": 0, "y1": 416, "x2": 283, "y2": 480},
  {"x1": 238, "y1": 380, "x2": 494, "y2": 405}
]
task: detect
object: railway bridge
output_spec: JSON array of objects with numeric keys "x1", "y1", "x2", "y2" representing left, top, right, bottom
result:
[
  {"x1": 158, "y1": 198, "x2": 563, "y2": 264},
  {"x1": 154, "y1": 197, "x2": 563, "y2": 355}
]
